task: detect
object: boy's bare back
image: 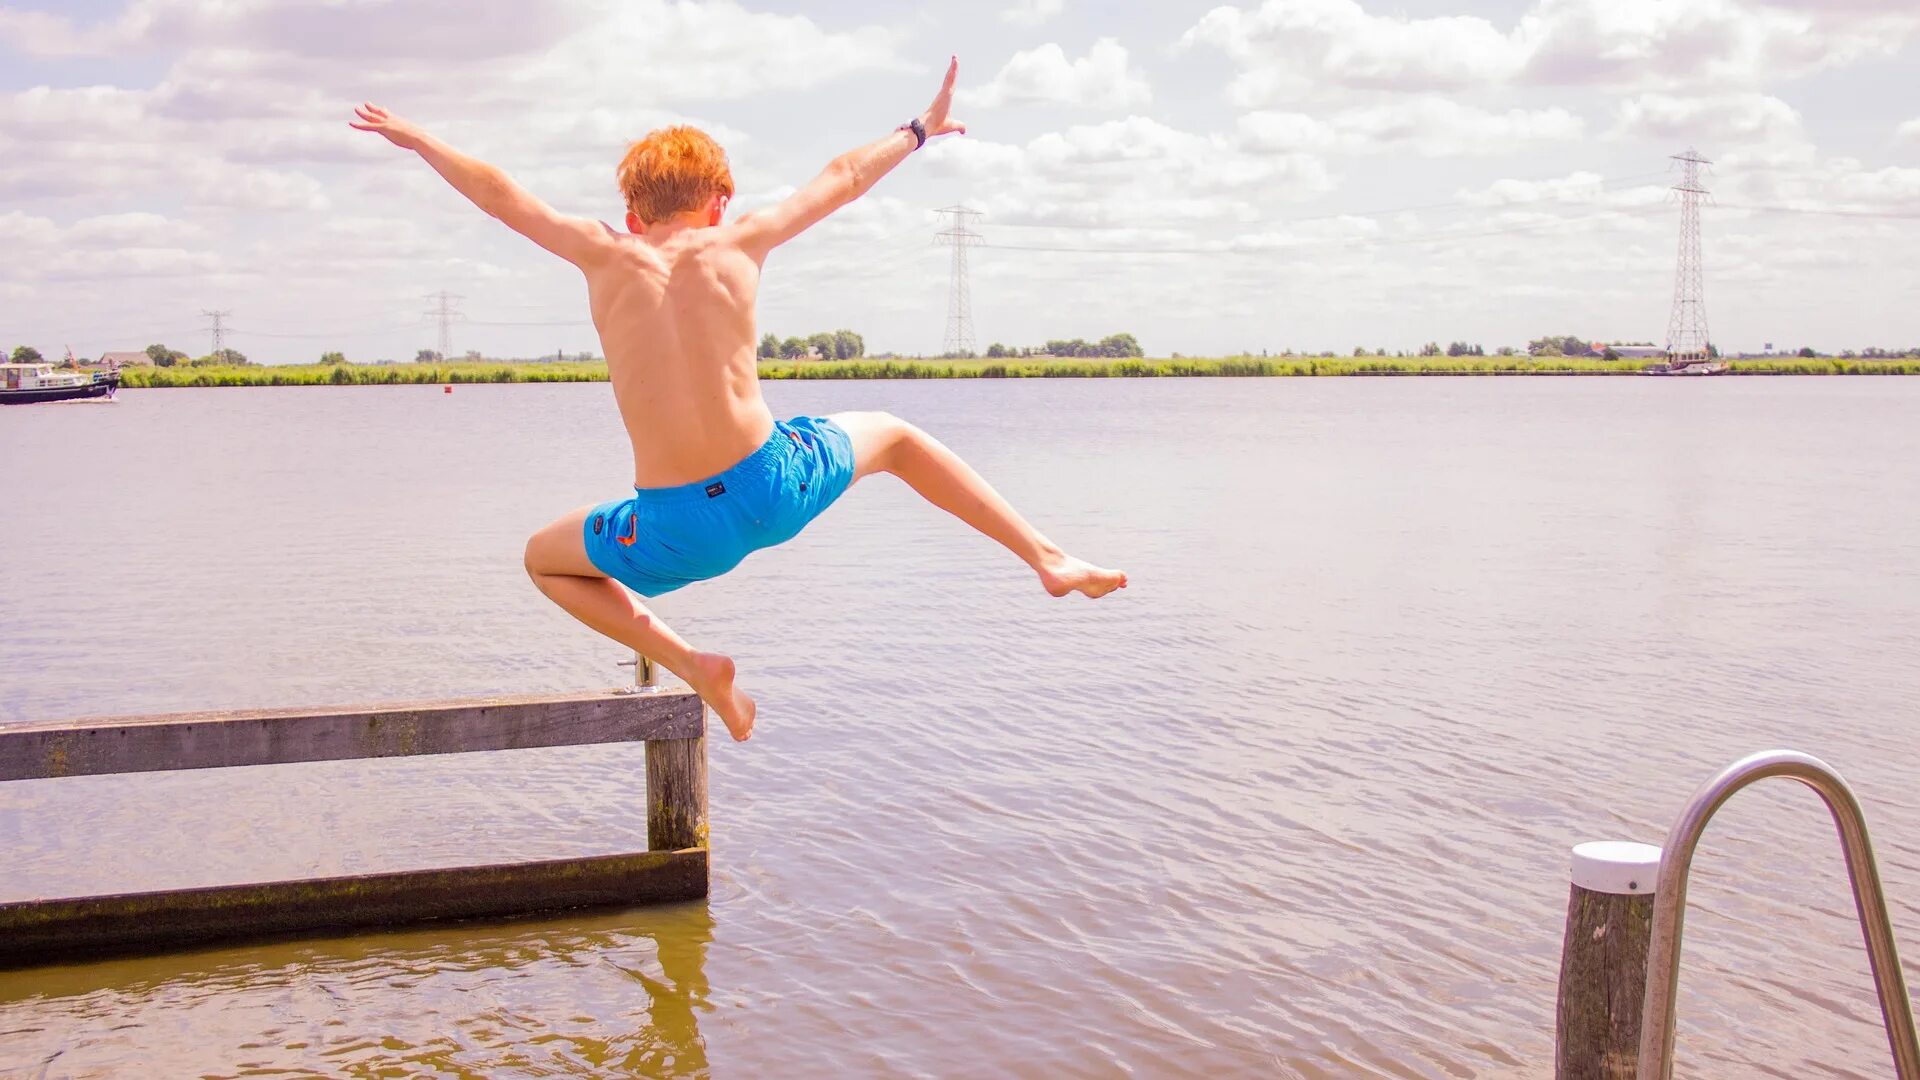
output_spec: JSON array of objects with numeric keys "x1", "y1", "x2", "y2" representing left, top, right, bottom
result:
[{"x1": 584, "y1": 228, "x2": 775, "y2": 488}]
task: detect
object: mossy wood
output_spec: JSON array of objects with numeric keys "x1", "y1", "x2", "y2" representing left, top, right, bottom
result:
[
  {"x1": 1555, "y1": 883, "x2": 1654, "y2": 1079},
  {"x1": 0, "y1": 688, "x2": 711, "y2": 966},
  {"x1": 0, "y1": 689, "x2": 703, "y2": 780},
  {"x1": 647, "y1": 737, "x2": 709, "y2": 851},
  {"x1": 0, "y1": 849, "x2": 707, "y2": 968}
]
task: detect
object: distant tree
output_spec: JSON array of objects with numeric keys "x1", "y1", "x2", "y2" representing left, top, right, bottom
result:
[
  {"x1": 10, "y1": 345, "x2": 42, "y2": 363},
  {"x1": 145, "y1": 343, "x2": 175, "y2": 366},
  {"x1": 319, "y1": 351, "x2": 347, "y2": 365},
  {"x1": 1603, "y1": 347, "x2": 1620, "y2": 361},
  {"x1": 779, "y1": 337, "x2": 808, "y2": 360},
  {"x1": 1420, "y1": 342, "x2": 1442, "y2": 357},
  {"x1": 831, "y1": 329, "x2": 864, "y2": 360},
  {"x1": 1446, "y1": 341, "x2": 1469, "y2": 357},
  {"x1": 986, "y1": 343, "x2": 1008, "y2": 358},
  {"x1": 1098, "y1": 332, "x2": 1144, "y2": 358},
  {"x1": 758, "y1": 332, "x2": 779, "y2": 359},
  {"x1": 805, "y1": 332, "x2": 834, "y2": 360},
  {"x1": 1798, "y1": 346, "x2": 1818, "y2": 358},
  {"x1": 416, "y1": 349, "x2": 442, "y2": 363},
  {"x1": 1496, "y1": 346, "x2": 1516, "y2": 356},
  {"x1": 214, "y1": 348, "x2": 248, "y2": 365},
  {"x1": 1353, "y1": 346, "x2": 1367, "y2": 357},
  {"x1": 1529, "y1": 334, "x2": 1592, "y2": 357},
  {"x1": 1706, "y1": 342, "x2": 1720, "y2": 359},
  {"x1": 463, "y1": 349, "x2": 482, "y2": 361}
]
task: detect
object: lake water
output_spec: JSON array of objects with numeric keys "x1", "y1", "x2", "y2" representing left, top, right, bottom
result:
[{"x1": 2, "y1": 377, "x2": 1917, "y2": 1078}]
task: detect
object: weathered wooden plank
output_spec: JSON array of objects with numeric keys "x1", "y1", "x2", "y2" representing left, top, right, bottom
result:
[
  {"x1": 647, "y1": 737, "x2": 709, "y2": 851},
  {"x1": 0, "y1": 848, "x2": 708, "y2": 969},
  {"x1": 0, "y1": 689, "x2": 704, "y2": 780}
]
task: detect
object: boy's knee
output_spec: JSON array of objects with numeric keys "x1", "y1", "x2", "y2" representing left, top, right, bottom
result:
[
  {"x1": 868, "y1": 412, "x2": 921, "y2": 457},
  {"x1": 522, "y1": 533, "x2": 549, "y2": 579}
]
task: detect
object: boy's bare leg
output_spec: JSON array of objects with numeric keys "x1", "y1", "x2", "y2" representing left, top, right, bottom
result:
[
  {"x1": 524, "y1": 509, "x2": 757, "y2": 740},
  {"x1": 828, "y1": 411, "x2": 1126, "y2": 598}
]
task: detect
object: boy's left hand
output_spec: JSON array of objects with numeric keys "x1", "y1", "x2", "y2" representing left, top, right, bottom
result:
[{"x1": 349, "y1": 102, "x2": 427, "y2": 151}]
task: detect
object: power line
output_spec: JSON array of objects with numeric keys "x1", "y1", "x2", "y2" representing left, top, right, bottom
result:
[
  {"x1": 1716, "y1": 203, "x2": 1920, "y2": 220},
  {"x1": 984, "y1": 203, "x2": 1668, "y2": 256},
  {"x1": 1666, "y1": 148, "x2": 1713, "y2": 366},
  {"x1": 986, "y1": 170, "x2": 1673, "y2": 232},
  {"x1": 227, "y1": 321, "x2": 431, "y2": 339},
  {"x1": 934, "y1": 205, "x2": 983, "y2": 356}
]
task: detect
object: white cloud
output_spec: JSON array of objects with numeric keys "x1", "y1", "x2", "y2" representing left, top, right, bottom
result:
[
  {"x1": 971, "y1": 39, "x2": 1150, "y2": 109},
  {"x1": 190, "y1": 168, "x2": 331, "y2": 213},
  {"x1": 1898, "y1": 119, "x2": 1920, "y2": 144},
  {"x1": 1611, "y1": 94, "x2": 1805, "y2": 149},
  {"x1": 1452, "y1": 171, "x2": 1668, "y2": 209},
  {"x1": 0, "y1": 1, "x2": 910, "y2": 107},
  {"x1": 1001, "y1": 0, "x2": 1064, "y2": 27},
  {"x1": 922, "y1": 115, "x2": 1333, "y2": 236},
  {"x1": 0, "y1": 210, "x2": 219, "y2": 284},
  {"x1": 1181, "y1": 0, "x2": 1920, "y2": 102},
  {"x1": 1237, "y1": 99, "x2": 1584, "y2": 156},
  {"x1": 1181, "y1": 0, "x2": 1523, "y2": 101}
]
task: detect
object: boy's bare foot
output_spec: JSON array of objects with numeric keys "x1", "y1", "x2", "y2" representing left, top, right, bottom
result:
[
  {"x1": 686, "y1": 651, "x2": 757, "y2": 741},
  {"x1": 1038, "y1": 555, "x2": 1128, "y2": 599}
]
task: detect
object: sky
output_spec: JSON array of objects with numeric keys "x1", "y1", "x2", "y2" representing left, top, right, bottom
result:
[{"x1": 2, "y1": 0, "x2": 1917, "y2": 362}]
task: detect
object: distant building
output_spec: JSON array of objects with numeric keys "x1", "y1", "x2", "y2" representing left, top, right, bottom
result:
[
  {"x1": 1592, "y1": 343, "x2": 1668, "y2": 360},
  {"x1": 97, "y1": 350, "x2": 153, "y2": 367}
]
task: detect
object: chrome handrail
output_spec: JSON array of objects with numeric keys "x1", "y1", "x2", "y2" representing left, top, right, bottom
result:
[{"x1": 1639, "y1": 750, "x2": 1920, "y2": 1078}]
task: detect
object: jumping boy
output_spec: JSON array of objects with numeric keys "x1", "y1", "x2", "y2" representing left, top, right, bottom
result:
[{"x1": 350, "y1": 58, "x2": 1125, "y2": 742}]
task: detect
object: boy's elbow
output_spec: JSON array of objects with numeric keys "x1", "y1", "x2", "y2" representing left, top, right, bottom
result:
[{"x1": 830, "y1": 157, "x2": 868, "y2": 202}]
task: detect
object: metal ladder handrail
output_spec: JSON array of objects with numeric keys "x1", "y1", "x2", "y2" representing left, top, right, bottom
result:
[{"x1": 1639, "y1": 749, "x2": 1920, "y2": 1079}]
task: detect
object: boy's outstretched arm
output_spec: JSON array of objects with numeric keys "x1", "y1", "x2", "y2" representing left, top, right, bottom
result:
[
  {"x1": 349, "y1": 102, "x2": 610, "y2": 268},
  {"x1": 733, "y1": 56, "x2": 966, "y2": 259}
]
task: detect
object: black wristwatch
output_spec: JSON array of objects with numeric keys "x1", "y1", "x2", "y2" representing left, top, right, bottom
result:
[{"x1": 899, "y1": 117, "x2": 927, "y2": 150}]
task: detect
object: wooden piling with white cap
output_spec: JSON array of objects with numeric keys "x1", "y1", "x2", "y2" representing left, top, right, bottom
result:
[{"x1": 1555, "y1": 840, "x2": 1662, "y2": 1079}]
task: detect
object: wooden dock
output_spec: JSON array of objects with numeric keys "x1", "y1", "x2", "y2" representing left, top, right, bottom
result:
[{"x1": 0, "y1": 689, "x2": 708, "y2": 968}]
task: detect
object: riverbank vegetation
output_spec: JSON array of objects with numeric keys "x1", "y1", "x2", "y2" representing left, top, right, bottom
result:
[{"x1": 109, "y1": 353, "x2": 1920, "y2": 388}]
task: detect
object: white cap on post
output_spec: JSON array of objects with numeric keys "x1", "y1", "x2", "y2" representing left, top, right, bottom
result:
[{"x1": 1571, "y1": 841, "x2": 1663, "y2": 895}]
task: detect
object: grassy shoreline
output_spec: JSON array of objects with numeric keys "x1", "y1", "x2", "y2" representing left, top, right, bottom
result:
[{"x1": 114, "y1": 355, "x2": 1920, "y2": 388}]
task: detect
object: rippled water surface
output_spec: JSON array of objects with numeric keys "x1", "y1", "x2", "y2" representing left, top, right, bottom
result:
[{"x1": 2, "y1": 378, "x2": 1918, "y2": 1078}]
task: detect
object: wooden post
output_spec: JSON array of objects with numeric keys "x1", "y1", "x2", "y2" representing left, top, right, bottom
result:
[
  {"x1": 647, "y1": 728, "x2": 708, "y2": 852},
  {"x1": 1556, "y1": 841, "x2": 1662, "y2": 1080}
]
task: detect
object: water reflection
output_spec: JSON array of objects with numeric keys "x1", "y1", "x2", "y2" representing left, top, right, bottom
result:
[{"x1": 0, "y1": 903, "x2": 714, "y2": 1077}]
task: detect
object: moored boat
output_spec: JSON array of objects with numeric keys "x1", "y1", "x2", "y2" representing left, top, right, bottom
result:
[{"x1": 0, "y1": 362, "x2": 120, "y2": 404}]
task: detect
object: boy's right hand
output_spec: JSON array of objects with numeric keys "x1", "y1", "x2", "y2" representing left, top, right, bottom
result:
[
  {"x1": 917, "y1": 57, "x2": 967, "y2": 140},
  {"x1": 349, "y1": 102, "x2": 428, "y2": 151}
]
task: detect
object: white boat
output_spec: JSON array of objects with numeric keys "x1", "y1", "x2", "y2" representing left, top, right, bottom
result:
[
  {"x1": 0, "y1": 362, "x2": 121, "y2": 404},
  {"x1": 1643, "y1": 360, "x2": 1729, "y2": 376}
]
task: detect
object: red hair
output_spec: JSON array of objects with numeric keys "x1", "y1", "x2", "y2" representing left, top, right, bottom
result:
[{"x1": 618, "y1": 126, "x2": 734, "y2": 224}]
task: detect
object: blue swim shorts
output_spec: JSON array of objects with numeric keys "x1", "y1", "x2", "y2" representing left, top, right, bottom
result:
[{"x1": 582, "y1": 416, "x2": 857, "y2": 597}]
